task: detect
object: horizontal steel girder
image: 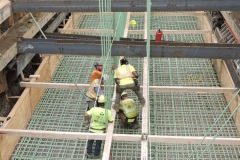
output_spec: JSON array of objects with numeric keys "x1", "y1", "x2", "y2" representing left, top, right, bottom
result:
[
  {"x1": 13, "y1": 0, "x2": 240, "y2": 12},
  {"x1": 18, "y1": 38, "x2": 240, "y2": 59}
]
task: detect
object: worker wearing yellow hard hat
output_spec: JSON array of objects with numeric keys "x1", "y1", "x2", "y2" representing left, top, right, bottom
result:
[
  {"x1": 129, "y1": 20, "x2": 137, "y2": 29},
  {"x1": 84, "y1": 95, "x2": 113, "y2": 158},
  {"x1": 118, "y1": 91, "x2": 139, "y2": 129}
]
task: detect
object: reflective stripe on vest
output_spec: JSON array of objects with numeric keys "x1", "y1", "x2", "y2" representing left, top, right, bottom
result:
[
  {"x1": 116, "y1": 65, "x2": 132, "y2": 79},
  {"x1": 120, "y1": 99, "x2": 137, "y2": 118},
  {"x1": 86, "y1": 79, "x2": 100, "y2": 99}
]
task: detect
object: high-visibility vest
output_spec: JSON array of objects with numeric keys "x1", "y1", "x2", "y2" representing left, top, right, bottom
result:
[
  {"x1": 86, "y1": 79, "x2": 100, "y2": 100},
  {"x1": 116, "y1": 65, "x2": 133, "y2": 79},
  {"x1": 119, "y1": 99, "x2": 138, "y2": 118}
]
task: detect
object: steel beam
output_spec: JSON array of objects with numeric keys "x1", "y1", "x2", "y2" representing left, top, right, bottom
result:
[
  {"x1": 18, "y1": 38, "x2": 240, "y2": 59},
  {"x1": 12, "y1": 0, "x2": 240, "y2": 12},
  {"x1": 15, "y1": 13, "x2": 67, "y2": 77}
]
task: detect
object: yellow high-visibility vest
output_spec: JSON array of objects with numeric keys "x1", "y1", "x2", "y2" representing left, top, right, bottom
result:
[
  {"x1": 119, "y1": 99, "x2": 138, "y2": 119},
  {"x1": 115, "y1": 65, "x2": 132, "y2": 79}
]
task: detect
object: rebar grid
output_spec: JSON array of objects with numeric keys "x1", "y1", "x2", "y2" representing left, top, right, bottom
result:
[
  {"x1": 149, "y1": 92, "x2": 239, "y2": 137},
  {"x1": 110, "y1": 141, "x2": 141, "y2": 159},
  {"x1": 11, "y1": 12, "x2": 240, "y2": 159},
  {"x1": 149, "y1": 143, "x2": 240, "y2": 160},
  {"x1": 150, "y1": 58, "x2": 220, "y2": 86},
  {"x1": 12, "y1": 138, "x2": 86, "y2": 159},
  {"x1": 73, "y1": 14, "x2": 102, "y2": 29},
  {"x1": 128, "y1": 33, "x2": 204, "y2": 43},
  {"x1": 11, "y1": 56, "x2": 103, "y2": 159},
  {"x1": 151, "y1": 16, "x2": 201, "y2": 30}
]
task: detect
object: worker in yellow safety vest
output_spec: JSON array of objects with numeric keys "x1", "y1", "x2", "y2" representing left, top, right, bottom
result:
[
  {"x1": 86, "y1": 77, "x2": 104, "y2": 111},
  {"x1": 118, "y1": 91, "x2": 139, "y2": 129},
  {"x1": 84, "y1": 95, "x2": 113, "y2": 158},
  {"x1": 113, "y1": 58, "x2": 145, "y2": 110}
]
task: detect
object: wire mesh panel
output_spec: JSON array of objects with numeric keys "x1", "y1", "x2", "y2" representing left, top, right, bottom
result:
[
  {"x1": 110, "y1": 141, "x2": 141, "y2": 159},
  {"x1": 150, "y1": 58, "x2": 220, "y2": 86},
  {"x1": 12, "y1": 138, "x2": 87, "y2": 160},
  {"x1": 151, "y1": 16, "x2": 201, "y2": 30},
  {"x1": 11, "y1": 56, "x2": 105, "y2": 159},
  {"x1": 149, "y1": 92, "x2": 239, "y2": 137},
  {"x1": 10, "y1": 11, "x2": 240, "y2": 160},
  {"x1": 149, "y1": 143, "x2": 240, "y2": 160}
]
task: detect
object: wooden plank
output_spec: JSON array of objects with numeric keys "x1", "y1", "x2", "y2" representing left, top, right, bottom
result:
[
  {"x1": 102, "y1": 57, "x2": 125, "y2": 160},
  {"x1": 0, "y1": 54, "x2": 60, "y2": 159},
  {"x1": 0, "y1": 0, "x2": 11, "y2": 24},
  {"x1": 148, "y1": 135, "x2": 240, "y2": 145},
  {"x1": 102, "y1": 91, "x2": 116, "y2": 160},
  {"x1": 0, "y1": 13, "x2": 55, "y2": 72},
  {"x1": 0, "y1": 129, "x2": 106, "y2": 140},
  {"x1": 58, "y1": 28, "x2": 114, "y2": 34},
  {"x1": 20, "y1": 82, "x2": 236, "y2": 93},
  {"x1": 141, "y1": 57, "x2": 148, "y2": 160},
  {"x1": 148, "y1": 86, "x2": 236, "y2": 93},
  {"x1": 2, "y1": 128, "x2": 240, "y2": 145},
  {"x1": 199, "y1": 14, "x2": 213, "y2": 43},
  {"x1": 123, "y1": 12, "x2": 130, "y2": 38},
  {"x1": 0, "y1": 117, "x2": 6, "y2": 121}
]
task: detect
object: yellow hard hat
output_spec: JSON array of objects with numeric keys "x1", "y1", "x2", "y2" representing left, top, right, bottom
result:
[
  {"x1": 121, "y1": 92, "x2": 127, "y2": 97},
  {"x1": 98, "y1": 95, "x2": 105, "y2": 103},
  {"x1": 129, "y1": 20, "x2": 136, "y2": 25}
]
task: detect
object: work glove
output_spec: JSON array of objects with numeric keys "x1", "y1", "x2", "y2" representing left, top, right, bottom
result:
[
  {"x1": 133, "y1": 78, "x2": 138, "y2": 86},
  {"x1": 115, "y1": 78, "x2": 120, "y2": 85}
]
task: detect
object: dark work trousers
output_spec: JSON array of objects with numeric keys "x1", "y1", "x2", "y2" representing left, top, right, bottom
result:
[
  {"x1": 114, "y1": 83, "x2": 145, "y2": 107},
  {"x1": 87, "y1": 139, "x2": 102, "y2": 156}
]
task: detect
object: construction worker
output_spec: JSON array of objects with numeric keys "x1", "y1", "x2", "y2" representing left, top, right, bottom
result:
[
  {"x1": 84, "y1": 95, "x2": 113, "y2": 158},
  {"x1": 86, "y1": 76, "x2": 104, "y2": 111},
  {"x1": 113, "y1": 58, "x2": 145, "y2": 110},
  {"x1": 90, "y1": 62, "x2": 103, "y2": 84},
  {"x1": 118, "y1": 91, "x2": 139, "y2": 129}
]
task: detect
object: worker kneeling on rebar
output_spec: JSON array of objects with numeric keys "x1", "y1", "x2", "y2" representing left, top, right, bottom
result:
[
  {"x1": 118, "y1": 91, "x2": 139, "y2": 129},
  {"x1": 84, "y1": 95, "x2": 113, "y2": 159},
  {"x1": 113, "y1": 58, "x2": 145, "y2": 110}
]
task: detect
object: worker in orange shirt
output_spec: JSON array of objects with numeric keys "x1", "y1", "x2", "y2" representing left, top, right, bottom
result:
[{"x1": 90, "y1": 62, "x2": 103, "y2": 84}]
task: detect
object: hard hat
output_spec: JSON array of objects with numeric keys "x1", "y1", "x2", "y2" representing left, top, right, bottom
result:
[
  {"x1": 121, "y1": 92, "x2": 127, "y2": 97},
  {"x1": 120, "y1": 58, "x2": 128, "y2": 65},
  {"x1": 94, "y1": 61, "x2": 103, "y2": 67},
  {"x1": 129, "y1": 20, "x2": 136, "y2": 25},
  {"x1": 98, "y1": 95, "x2": 105, "y2": 103},
  {"x1": 129, "y1": 20, "x2": 137, "y2": 29}
]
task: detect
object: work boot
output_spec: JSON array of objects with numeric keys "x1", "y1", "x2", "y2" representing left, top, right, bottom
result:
[
  {"x1": 93, "y1": 152, "x2": 102, "y2": 159},
  {"x1": 132, "y1": 123, "x2": 139, "y2": 130},
  {"x1": 86, "y1": 152, "x2": 93, "y2": 158},
  {"x1": 119, "y1": 119, "x2": 127, "y2": 128}
]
